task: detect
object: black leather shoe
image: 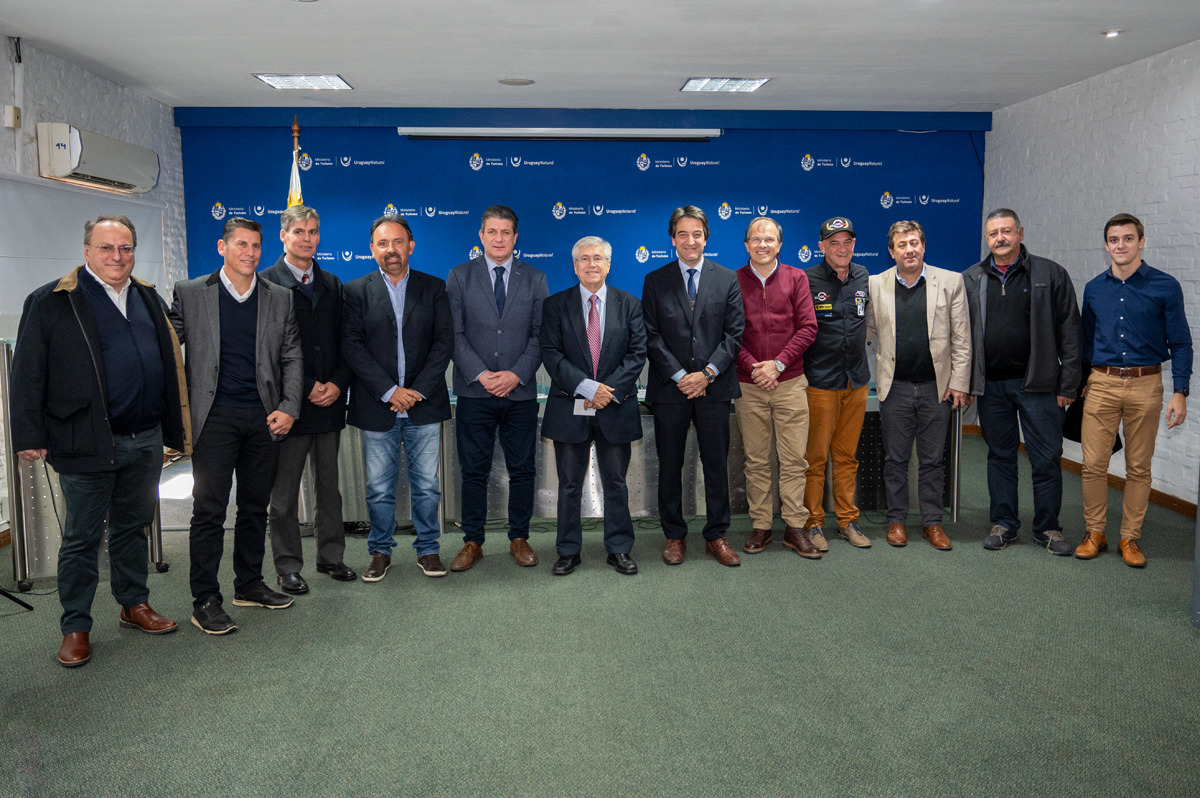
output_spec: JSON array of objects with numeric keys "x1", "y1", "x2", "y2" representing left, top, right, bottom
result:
[
  {"x1": 606, "y1": 552, "x2": 638, "y2": 575},
  {"x1": 552, "y1": 554, "x2": 581, "y2": 576},
  {"x1": 316, "y1": 562, "x2": 357, "y2": 581},
  {"x1": 277, "y1": 572, "x2": 309, "y2": 595}
]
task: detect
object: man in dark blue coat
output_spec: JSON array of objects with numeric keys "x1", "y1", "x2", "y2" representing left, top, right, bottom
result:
[
  {"x1": 540, "y1": 236, "x2": 647, "y2": 576},
  {"x1": 260, "y1": 205, "x2": 356, "y2": 592},
  {"x1": 11, "y1": 215, "x2": 190, "y2": 667}
]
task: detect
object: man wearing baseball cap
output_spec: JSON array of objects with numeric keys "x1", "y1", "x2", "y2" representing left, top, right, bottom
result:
[{"x1": 802, "y1": 217, "x2": 873, "y2": 551}]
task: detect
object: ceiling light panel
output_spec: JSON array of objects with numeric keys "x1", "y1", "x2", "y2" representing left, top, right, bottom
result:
[
  {"x1": 254, "y1": 74, "x2": 353, "y2": 90},
  {"x1": 681, "y1": 77, "x2": 770, "y2": 93}
]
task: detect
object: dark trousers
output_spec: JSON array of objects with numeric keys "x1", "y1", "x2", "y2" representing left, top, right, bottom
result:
[
  {"x1": 977, "y1": 378, "x2": 1066, "y2": 534},
  {"x1": 553, "y1": 421, "x2": 634, "y2": 557},
  {"x1": 880, "y1": 380, "x2": 951, "y2": 526},
  {"x1": 56, "y1": 426, "x2": 163, "y2": 634},
  {"x1": 189, "y1": 406, "x2": 279, "y2": 608},
  {"x1": 455, "y1": 396, "x2": 538, "y2": 544},
  {"x1": 653, "y1": 398, "x2": 732, "y2": 541},
  {"x1": 269, "y1": 429, "x2": 345, "y2": 575}
]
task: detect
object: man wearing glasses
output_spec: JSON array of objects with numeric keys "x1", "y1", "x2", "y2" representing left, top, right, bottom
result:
[
  {"x1": 734, "y1": 216, "x2": 819, "y2": 558},
  {"x1": 11, "y1": 215, "x2": 190, "y2": 667}
]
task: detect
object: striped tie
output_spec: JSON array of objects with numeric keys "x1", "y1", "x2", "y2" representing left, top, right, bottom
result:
[{"x1": 587, "y1": 294, "x2": 601, "y2": 379}]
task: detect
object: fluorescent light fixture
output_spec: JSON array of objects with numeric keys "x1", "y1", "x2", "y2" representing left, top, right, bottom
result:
[
  {"x1": 395, "y1": 127, "x2": 721, "y2": 140},
  {"x1": 681, "y1": 77, "x2": 770, "y2": 93},
  {"x1": 1102, "y1": 29, "x2": 1122, "y2": 38},
  {"x1": 254, "y1": 74, "x2": 353, "y2": 90}
]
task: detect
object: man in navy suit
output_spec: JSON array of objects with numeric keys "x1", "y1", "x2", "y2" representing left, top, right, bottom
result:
[
  {"x1": 342, "y1": 217, "x2": 453, "y2": 582},
  {"x1": 642, "y1": 206, "x2": 746, "y2": 566},
  {"x1": 446, "y1": 205, "x2": 549, "y2": 572},
  {"x1": 540, "y1": 236, "x2": 647, "y2": 576}
]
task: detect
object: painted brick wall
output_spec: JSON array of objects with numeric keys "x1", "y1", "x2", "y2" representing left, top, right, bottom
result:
[
  {"x1": 0, "y1": 40, "x2": 188, "y2": 285},
  {"x1": 984, "y1": 38, "x2": 1200, "y2": 503}
]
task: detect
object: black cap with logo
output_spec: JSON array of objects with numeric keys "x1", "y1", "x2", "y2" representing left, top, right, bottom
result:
[{"x1": 819, "y1": 217, "x2": 855, "y2": 240}]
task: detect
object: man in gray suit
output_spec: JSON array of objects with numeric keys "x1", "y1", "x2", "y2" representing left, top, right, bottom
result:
[
  {"x1": 446, "y1": 205, "x2": 549, "y2": 572},
  {"x1": 170, "y1": 217, "x2": 304, "y2": 635}
]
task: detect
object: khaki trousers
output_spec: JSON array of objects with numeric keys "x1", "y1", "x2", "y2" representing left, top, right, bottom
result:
[
  {"x1": 734, "y1": 375, "x2": 810, "y2": 529},
  {"x1": 1080, "y1": 370, "x2": 1164, "y2": 540},
  {"x1": 803, "y1": 383, "x2": 869, "y2": 528}
]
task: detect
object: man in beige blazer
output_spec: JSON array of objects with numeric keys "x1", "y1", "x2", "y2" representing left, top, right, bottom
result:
[{"x1": 866, "y1": 220, "x2": 971, "y2": 550}]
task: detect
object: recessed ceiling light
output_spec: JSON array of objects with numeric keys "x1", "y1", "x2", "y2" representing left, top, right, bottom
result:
[
  {"x1": 254, "y1": 74, "x2": 352, "y2": 90},
  {"x1": 681, "y1": 77, "x2": 770, "y2": 93},
  {"x1": 499, "y1": 78, "x2": 535, "y2": 86},
  {"x1": 1103, "y1": 29, "x2": 1122, "y2": 38}
]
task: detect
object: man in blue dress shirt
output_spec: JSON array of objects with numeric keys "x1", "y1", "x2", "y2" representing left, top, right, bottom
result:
[{"x1": 1076, "y1": 213, "x2": 1192, "y2": 567}]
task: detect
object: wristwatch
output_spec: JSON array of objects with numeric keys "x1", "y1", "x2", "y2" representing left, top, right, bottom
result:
[
  {"x1": 704, "y1": 368, "x2": 716, "y2": 384},
  {"x1": 1176, "y1": 387, "x2": 1190, "y2": 397},
  {"x1": 773, "y1": 359, "x2": 786, "y2": 373}
]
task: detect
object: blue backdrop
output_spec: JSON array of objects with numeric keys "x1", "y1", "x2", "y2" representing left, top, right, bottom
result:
[{"x1": 181, "y1": 125, "x2": 985, "y2": 295}]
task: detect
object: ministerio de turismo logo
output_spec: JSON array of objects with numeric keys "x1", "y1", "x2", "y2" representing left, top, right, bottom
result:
[
  {"x1": 469, "y1": 153, "x2": 483, "y2": 171},
  {"x1": 298, "y1": 153, "x2": 312, "y2": 171},
  {"x1": 797, "y1": 245, "x2": 813, "y2": 263},
  {"x1": 211, "y1": 202, "x2": 226, "y2": 220},
  {"x1": 552, "y1": 202, "x2": 566, "y2": 220},
  {"x1": 717, "y1": 202, "x2": 732, "y2": 221},
  {"x1": 880, "y1": 192, "x2": 894, "y2": 209},
  {"x1": 635, "y1": 246, "x2": 650, "y2": 264},
  {"x1": 636, "y1": 153, "x2": 650, "y2": 172},
  {"x1": 801, "y1": 154, "x2": 815, "y2": 172}
]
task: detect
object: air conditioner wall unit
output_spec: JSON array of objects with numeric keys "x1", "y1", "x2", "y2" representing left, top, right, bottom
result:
[{"x1": 36, "y1": 122, "x2": 160, "y2": 194}]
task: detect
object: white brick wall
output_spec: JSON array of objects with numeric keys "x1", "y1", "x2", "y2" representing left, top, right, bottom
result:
[
  {"x1": 0, "y1": 40, "x2": 188, "y2": 285},
  {"x1": 985, "y1": 38, "x2": 1200, "y2": 504}
]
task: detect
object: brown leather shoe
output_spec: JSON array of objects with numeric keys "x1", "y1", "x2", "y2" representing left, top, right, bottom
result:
[
  {"x1": 510, "y1": 537, "x2": 538, "y2": 567},
  {"x1": 450, "y1": 542, "x2": 483, "y2": 572},
  {"x1": 1119, "y1": 537, "x2": 1146, "y2": 568},
  {"x1": 1075, "y1": 531, "x2": 1108, "y2": 560},
  {"x1": 662, "y1": 538, "x2": 686, "y2": 565},
  {"x1": 743, "y1": 528, "x2": 773, "y2": 553},
  {"x1": 119, "y1": 603, "x2": 178, "y2": 635},
  {"x1": 782, "y1": 526, "x2": 822, "y2": 559},
  {"x1": 886, "y1": 523, "x2": 907, "y2": 547},
  {"x1": 58, "y1": 632, "x2": 90, "y2": 668},
  {"x1": 704, "y1": 536, "x2": 741, "y2": 567},
  {"x1": 923, "y1": 524, "x2": 952, "y2": 550}
]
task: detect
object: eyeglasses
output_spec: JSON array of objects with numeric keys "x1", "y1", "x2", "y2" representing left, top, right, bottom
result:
[
  {"x1": 748, "y1": 237, "x2": 778, "y2": 246},
  {"x1": 89, "y1": 244, "x2": 135, "y2": 256},
  {"x1": 576, "y1": 255, "x2": 609, "y2": 265}
]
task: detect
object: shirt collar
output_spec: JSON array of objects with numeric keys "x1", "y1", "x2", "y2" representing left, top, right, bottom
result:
[
  {"x1": 485, "y1": 254, "x2": 514, "y2": 272},
  {"x1": 895, "y1": 263, "x2": 928, "y2": 288},
  {"x1": 284, "y1": 257, "x2": 315, "y2": 285},
  {"x1": 219, "y1": 267, "x2": 256, "y2": 302},
  {"x1": 579, "y1": 283, "x2": 608, "y2": 305},
  {"x1": 83, "y1": 264, "x2": 131, "y2": 297}
]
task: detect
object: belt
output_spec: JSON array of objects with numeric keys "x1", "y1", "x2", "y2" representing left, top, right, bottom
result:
[{"x1": 1092, "y1": 364, "x2": 1162, "y2": 378}]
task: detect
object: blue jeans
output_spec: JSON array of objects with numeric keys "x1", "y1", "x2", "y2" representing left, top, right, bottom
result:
[
  {"x1": 361, "y1": 416, "x2": 442, "y2": 557},
  {"x1": 57, "y1": 425, "x2": 163, "y2": 634},
  {"x1": 977, "y1": 378, "x2": 1066, "y2": 534}
]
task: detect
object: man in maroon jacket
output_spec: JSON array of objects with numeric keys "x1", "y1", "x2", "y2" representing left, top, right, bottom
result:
[{"x1": 733, "y1": 217, "x2": 820, "y2": 558}]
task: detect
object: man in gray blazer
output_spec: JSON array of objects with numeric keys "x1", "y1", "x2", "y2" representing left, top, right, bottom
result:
[
  {"x1": 170, "y1": 217, "x2": 304, "y2": 635},
  {"x1": 446, "y1": 205, "x2": 549, "y2": 572}
]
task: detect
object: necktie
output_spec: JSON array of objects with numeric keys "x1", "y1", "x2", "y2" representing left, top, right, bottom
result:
[
  {"x1": 494, "y1": 266, "x2": 507, "y2": 316},
  {"x1": 301, "y1": 272, "x2": 310, "y2": 285},
  {"x1": 587, "y1": 294, "x2": 601, "y2": 379},
  {"x1": 686, "y1": 268, "x2": 697, "y2": 301}
]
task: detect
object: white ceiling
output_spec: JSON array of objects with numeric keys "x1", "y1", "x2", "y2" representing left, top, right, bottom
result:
[{"x1": 2, "y1": 0, "x2": 1199, "y2": 112}]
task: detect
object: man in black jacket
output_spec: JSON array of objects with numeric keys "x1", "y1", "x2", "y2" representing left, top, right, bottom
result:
[
  {"x1": 260, "y1": 205, "x2": 356, "y2": 593},
  {"x1": 963, "y1": 208, "x2": 1083, "y2": 555},
  {"x1": 11, "y1": 215, "x2": 190, "y2": 667}
]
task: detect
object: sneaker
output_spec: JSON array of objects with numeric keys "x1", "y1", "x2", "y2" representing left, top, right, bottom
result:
[
  {"x1": 362, "y1": 552, "x2": 391, "y2": 582},
  {"x1": 1032, "y1": 528, "x2": 1073, "y2": 557},
  {"x1": 417, "y1": 553, "x2": 448, "y2": 578},
  {"x1": 231, "y1": 581, "x2": 294, "y2": 609},
  {"x1": 191, "y1": 597, "x2": 237, "y2": 635},
  {"x1": 837, "y1": 522, "x2": 872, "y2": 548},
  {"x1": 806, "y1": 526, "x2": 830, "y2": 553},
  {"x1": 982, "y1": 524, "x2": 1018, "y2": 550}
]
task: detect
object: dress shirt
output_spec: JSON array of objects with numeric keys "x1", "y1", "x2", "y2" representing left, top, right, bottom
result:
[
  {"x1": 83, "y1": 265, "x2": 131, "y2": 317},
  {"x1": 381, "y1": 268, "x2": 412, "y2": 416},
  {"x1": 485, "y1": 255, "x2": 513, "y2": 294},
  {"x1": 1082, "y1": 260, "x2": 1193, "y2": 392},
  {"x1": 573, "y1": 283, "x2": 609, "y2": 402},
  {"x1": 219, "y1": 268, "x2": 256, "y2": 303},
  {"x1": 283, "y1": 257, "x2": 314, "y2": 286},
  {"x1": 896, "y1": 263, "x2": 929, "y2": 288}
]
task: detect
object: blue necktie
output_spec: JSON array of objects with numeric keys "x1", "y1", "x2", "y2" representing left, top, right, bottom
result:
[
  {"x1": 686, "y1": 268, "x2": 697, "y2": 301},
  {"x1": 494, "y1": 266, "x2": 507, "y2": 316}
]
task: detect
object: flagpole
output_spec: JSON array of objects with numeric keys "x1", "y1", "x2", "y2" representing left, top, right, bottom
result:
[{"x1": 292, "y1": 116, "x2": 300, "y2": 159}]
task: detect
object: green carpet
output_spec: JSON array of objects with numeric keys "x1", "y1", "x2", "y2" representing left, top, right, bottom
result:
[{"x1": 2, "y1": 436, "x2": 1198, "y2": 797}]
